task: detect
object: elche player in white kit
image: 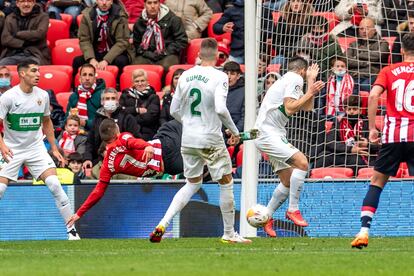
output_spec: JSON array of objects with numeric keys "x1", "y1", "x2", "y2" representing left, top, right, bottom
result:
[
  {"x1": 352, "y1": 33, "x2": 414, "y2": 249},
  {"x1": 0, "y1": 62, "x2": 80, "y2": 240},
  {"x1": 150, "y1": 38, "x2": 251, "y2": 244},
  {"x1": 254, "y1": 57, "x2": 325, "y2": 237}
]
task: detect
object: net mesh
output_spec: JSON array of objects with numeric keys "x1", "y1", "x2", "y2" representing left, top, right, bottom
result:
[{"x1": 255, "y1": 0, "x2": 413, "y2": 179}]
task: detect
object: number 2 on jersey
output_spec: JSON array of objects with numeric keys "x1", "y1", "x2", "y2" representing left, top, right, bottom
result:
[
  {"x1": 393, "y1": 79, "x2": 414, "y2": 112},
  {"x1": 190, "y1": 88, "x2": 201, "y2": 116}
]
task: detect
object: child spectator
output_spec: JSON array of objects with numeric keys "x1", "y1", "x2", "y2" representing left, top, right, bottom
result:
[
  {"x1": 325, "y1": 56, "x2": 354, "y2": 117},
  {"x1": 67, "y1": 152, "x2": 87, "y2": 180},
  {"x1": 58, "y1": 115, "x2": 87, "y2": 157}
]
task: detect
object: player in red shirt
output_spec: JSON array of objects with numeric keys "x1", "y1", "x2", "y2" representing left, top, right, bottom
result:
[
  {"x1": 352, "y1": 33, "x2": 414, "y2": 249},
  {"x1": 67, "y1": 118, "x2": 158, "y2": 226}
]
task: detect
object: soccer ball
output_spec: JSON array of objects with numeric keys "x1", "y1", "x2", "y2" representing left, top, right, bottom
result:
[{"x1": 246, "y1": 204, "x2": 270, "y2": 228}]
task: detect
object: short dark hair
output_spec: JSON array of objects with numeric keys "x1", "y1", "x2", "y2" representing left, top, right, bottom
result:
[
  {"x1": 329, "y1": 56, "x2": 347, "y2": 68},
  {"x1": 68, "y1": 152, "x2": 83, "y2": 163},
  {"x1": 223, "y1": 61, "x2": 242, "y2": 73},
  {"x1": 99, "y1": 118, "x2": 118, "y2": 142},
  {"x1": 287, "y1": 56, "x2": 308, "y2": 72},
  {"x1": 79, "y1": 63, "x2": 96, "y2": 74},
  {"x1": 408, "y1": 10, "x2": 414, "y2": 19},
  {"x1": 17, "y1": 62, "x2": 38, "y2": 73},
  {"x1": 402, "y1": 33, "x2": 414, "y2": 54},
  {"x1": 343, "y1": 95, "x2": 360, "y2": 108}
]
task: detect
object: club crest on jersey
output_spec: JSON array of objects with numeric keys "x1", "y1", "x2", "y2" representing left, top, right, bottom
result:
[{"x1": 37, "y1": 99, "x2": 42, "y2": 106}]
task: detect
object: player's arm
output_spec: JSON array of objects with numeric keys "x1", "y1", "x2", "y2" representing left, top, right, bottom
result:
[
  {"x1": 215, "y1": 76, "x2": 239, "y2": 136},
  {"x1": 368, "y1": 85, "x2": 385, "y2": 144},
  {"x1": 170, "y1": 78, "x2": 183, "y2": 123},
  {"x1": 121, "y1": 133, "x2": 154, "y2": 163},
  {"x1": 43, "y1": 116, "x2": 66, "y2": 167},
  {"x1": 0, "y1": 97, "x2": 13, "y2": 162}
]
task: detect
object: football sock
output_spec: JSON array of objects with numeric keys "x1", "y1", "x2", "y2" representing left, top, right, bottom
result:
[
  {"x1": 220, "y1": 180, "x2": 235, "y2": 237},
  {"x1": 0, "y1": 183, "x2": 7, "y2": 200},
  {"x1": 288, "y1": 169, "x2": 307, "y2": 212},
  {"x1": 44, "y1": 175, "x2": 74, "y2": 231},
  {"x1": 267, "y1": 183, "x2": 289, "y2": 215},
  {"x1": 360, "y1": 185, "x2": 383, "y2": 235},
  {"x1": 159, "y1": 179, "x2": 202, "y2": 228}
]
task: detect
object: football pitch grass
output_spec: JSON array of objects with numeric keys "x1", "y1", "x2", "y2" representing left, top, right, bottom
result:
[{"x1": 2, "y1": 237, "x2": 414, "y2": 275}]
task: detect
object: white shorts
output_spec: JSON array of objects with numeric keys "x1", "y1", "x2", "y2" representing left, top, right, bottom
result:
[
  {"x1": 181, "y1": 145, "x2": 232, "y2": 181},
  {"x1": 254, "y1": 134, "x2": 299, "y2": 173},
  {"x1": 0, "y1": 146, "x2": 56, "y2": 181}
]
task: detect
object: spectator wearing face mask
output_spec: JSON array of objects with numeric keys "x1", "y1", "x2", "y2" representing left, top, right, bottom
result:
[
  {"x1": 325, "y1": 56, "x2": 354, "y2": 117},
  {"x1": 82, "y1": 87, "x2": 141, "y2": 170},
  {"x1": 0, "y1": 66, "x2": 12, "y2": 94}
]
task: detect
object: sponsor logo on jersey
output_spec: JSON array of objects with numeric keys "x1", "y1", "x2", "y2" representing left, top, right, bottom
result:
[
  {"x1": 37, "y1": 99, "x2": 42, "y2": 106},
  {"x1": 19, "y1": 116, "x2": 40, "y2": 126}
]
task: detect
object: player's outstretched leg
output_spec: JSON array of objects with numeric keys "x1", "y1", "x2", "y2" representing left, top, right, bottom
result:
[
  {"x1": 351, "y1": 184, "x2": 383, "y2": 249},
  {"x1": 286, "y1": 168, "x2": 308, "y2": 227},
  {"x1": 44, "y1": 175, "x2": 80, "y2": 240},
  {"x1": 150, "y1": 179, "x2": 202, "y2": 243},
  {"x1": 218, "y1": 177, "x2": 251, "y2": 244}
]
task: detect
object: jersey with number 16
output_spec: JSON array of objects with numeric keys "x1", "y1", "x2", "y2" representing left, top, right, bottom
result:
[{"x1": 374, "y1": 61, "x2": 414, "y2": 143}]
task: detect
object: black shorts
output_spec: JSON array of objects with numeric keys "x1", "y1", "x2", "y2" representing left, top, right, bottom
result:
[{"x1": 374, "y1": 142, "x2": 414, "y2": 176}]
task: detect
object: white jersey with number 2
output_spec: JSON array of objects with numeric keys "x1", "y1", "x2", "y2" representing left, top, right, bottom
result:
[
  {"x1": 255, "y1": 71, "x2": 304, "y2": 137},
  {"x1": 171, "y1": 65, "x2": 239, "y2": 149}
]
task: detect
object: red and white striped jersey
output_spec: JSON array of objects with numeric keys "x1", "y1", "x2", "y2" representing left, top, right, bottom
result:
[{"x1": 373, "y1": 62, "x2": 414, "y2": 143}]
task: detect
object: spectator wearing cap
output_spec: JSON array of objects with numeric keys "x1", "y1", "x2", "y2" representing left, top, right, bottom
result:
[
  {"x1": 216, "y1": 41, "x2": 230, "y2": 67},
  {"x1": 223, "y1": 61, "x2": 244, "y2": 134}
]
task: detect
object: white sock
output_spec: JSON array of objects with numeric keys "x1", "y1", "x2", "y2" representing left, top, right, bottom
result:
[
  {"x1": 360, "y1": 227, "x2": 369, "y2": 235},
  {"x1": 267, "y1": 183, "x2": 289, "y2": 215},
  {"x1": 0, "y1": 183, "x2": 7, "y2": 199},
  {"x1": 220, "y1": 180, "x2": 235, "y2": 237},
  {"x1": 45, "y1": 175, "x2": 74, "y2": 231},
  {"x1": 288, "y1": 169, "x2": 307, "y2": 212},
  {"x1": 159, "y1": 180, "x2": 202, "y2": 228}
]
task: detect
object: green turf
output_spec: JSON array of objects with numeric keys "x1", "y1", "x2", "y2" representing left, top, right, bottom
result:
[{"x1": 1, "y1": 237, "x2": 414, "y2": 275}]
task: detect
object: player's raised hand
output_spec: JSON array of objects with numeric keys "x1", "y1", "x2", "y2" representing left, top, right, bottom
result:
[
  {"x1": 310, "y1": 81, "x2": 325, "y2": 95},
  {"x1": 0, "y1": 144, "x2": 13, "y2": 163},
  {"x1": 67, "y1": 214, "x2": 80, "y2": 228},
  {"x1": 369, "y1": 129, "x2": 381, "y2": 145},
  {"x1": 143, "y1": 146, "x2": 154, "y2": 163},
  {"x1": 306, "y1": 63, "x2": 320, "y2": 80}
]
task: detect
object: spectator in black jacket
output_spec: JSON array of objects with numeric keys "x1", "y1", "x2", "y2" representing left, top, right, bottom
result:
[
  {"x1": 160, "y1": 68, "x2": 185, "y2": 126},
  {"x1": 223, "y1": 61, "x2": 244, "y2": 133},
  {"x1": 82, "y1": 88, "x2": 141, "y2": 169},
  {"x1": 120, "y1": 69, "x2": 160, "y2": 141},
  {"x1": 132, "y1": 0, "x2": 188, "y2": 72},
  {"x1": 213, "y1": 0, "x2": 244, "y2": 64}
]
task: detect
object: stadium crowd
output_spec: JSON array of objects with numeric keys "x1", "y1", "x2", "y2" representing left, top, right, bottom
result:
[{"x1": 0, "y1": 0, "x2": 414, "y2": 180}]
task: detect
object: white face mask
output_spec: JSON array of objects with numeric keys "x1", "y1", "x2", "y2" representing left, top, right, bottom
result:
[
  {"x1": 103, "y1": 100, "x2": 118, "y2": 112},
  {"x1": 334, "y1": 69, "x2": 347, "y2": 77}
]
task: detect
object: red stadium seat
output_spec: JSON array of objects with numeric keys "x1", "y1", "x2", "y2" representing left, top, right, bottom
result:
[
  {"x1": 375, "y1": 115, "x2": 384, "y2": 131},
  {"x1": 337, "y1": 37, "x2": 357, "y2": 52},
  {"x1": 207, "y1": 13, "x2": 232, "y2": 44},
  {"x1": 187, "y1": 38, "x2": 203, "y2": 64},
  {"x1": 120, "y1": 70, "x2": 162, "y2": 91},
  {"x1": 10, "y1": 71, "x2": 19, "y2": 86},
  {"x1": 123, "y1": 65, "x2": 164, "y2": 79},
  {"x1": 357, "y1": 168, "x2": 374, "y2": 179},
  {"x1": 310, "y1": 167, "x2": 354, "y2": 179},
  {"x1": 56, "y1": 92, "x2": 72, "y2": 112},
  {"x1": 106, "y1": 65, "x2": 119, "y2": 79},
  {"x1": 38, "y1": 69, "x2": 71, "y2": 94},
  {"x1": 227, "y1": 146, "x2": 235, "y2": 159},
  {"x1": 55, "y1": 38, "x2": 79, "y2": 47},
  {"x1": 60, "y1": 13, "x2": 73, "y2": 28},
  {"x1": 165, "y1": 64, "x2": 194, "y2": 86},
  {"x1": 52, "y1": 44, "x2": 82, "y2": 66},
  {"x1": 5, "y1": 65, "x2": 17, "y2": 72},
  {"x1": 75, "y1": 70, "x2": 116, "y2": 88},
  {"x1": 236, "y1": 148, "x2": 243, "y2": 167},
  {"x1": 47, "y1": 19, "x2": 70, "y2": 48},
  {"x1": 359, "y1": 91, "x2": 369, "y2": 115},
  {"x1": 40, "y1": 65, "x2": 73, "y2": 84},
  {"x1": 313, "y1": 12, "x2": 339, "y2": 32}
]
